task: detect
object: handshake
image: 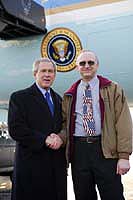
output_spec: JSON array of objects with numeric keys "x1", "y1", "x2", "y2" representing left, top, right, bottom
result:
[{"x1": 45, "y1": 133, "x2": 63, "y2": 150}]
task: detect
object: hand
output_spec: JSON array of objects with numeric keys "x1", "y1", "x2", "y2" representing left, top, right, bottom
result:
[
  {"x1": 116, "y1": 159, "x2": 130, "y2": 175},
  {"x1": 45, "y1": 135, "x2": 54, "y2": 146},
  {"x1": 45, "y1": 133, "x2": 63, "y2": 150},
  {"x1": 49, "y1": 133, "x2": 63, "y2": 149}
]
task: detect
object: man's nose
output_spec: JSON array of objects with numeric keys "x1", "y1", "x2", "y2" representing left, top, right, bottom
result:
[
  {"x1": 44, "y1": 71, "x2": 49, "y2": 76},
  {"x1": 84, "y1": 63, "x2": 90, "y2": 68}
]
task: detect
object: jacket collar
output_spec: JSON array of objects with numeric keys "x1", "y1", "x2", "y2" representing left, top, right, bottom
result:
[
  {"x1": 65, "y1": 75, "x2": 112, "y2": 95},
  {"x1": 98, "y1": 75, "x2": 112, "y2": 88}
]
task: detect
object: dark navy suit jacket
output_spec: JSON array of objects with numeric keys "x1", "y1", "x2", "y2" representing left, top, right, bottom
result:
[{"x1": 8, "y1": 83, "x2": 67, "y2": 200}]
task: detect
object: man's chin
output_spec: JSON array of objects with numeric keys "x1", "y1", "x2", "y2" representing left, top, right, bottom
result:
[
  {"x1": 40, "y1": 84, "x2": 50, "y2": 89},
  {"x1": 82, "y1": 73, "x2": 94, "y2": 81},
  {"x1": 83, "y1": 73, "x2": 92, "y2": 78}
]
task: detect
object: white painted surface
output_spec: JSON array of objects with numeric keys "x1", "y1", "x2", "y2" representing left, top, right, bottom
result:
[{"x1": 47, "y1": 1, "x2": 133, "y2": 26}]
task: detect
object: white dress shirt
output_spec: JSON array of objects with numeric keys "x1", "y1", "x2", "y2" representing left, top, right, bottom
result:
[{"x1": 35, "y1": 82, "x2": 53, "y2": 104}]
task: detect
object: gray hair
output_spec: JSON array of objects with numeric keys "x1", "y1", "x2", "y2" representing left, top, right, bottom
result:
[
  {"x1": 76, "y1": 50, "x2": 99, "y2": 65},
  {"x1": 32, "y1": 57, "x2": 57, "y2": 73}
]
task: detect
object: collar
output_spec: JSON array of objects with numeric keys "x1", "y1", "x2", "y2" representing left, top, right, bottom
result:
[
  {"x1": 80, "y1": 75, "x2": 98, "y2": 89},
  {"x1": 65, "y1": 75, "x2": 112, "y2": 96},
  {"x1": 35, "y1": 82, "x2": 50, "y2": 96}
]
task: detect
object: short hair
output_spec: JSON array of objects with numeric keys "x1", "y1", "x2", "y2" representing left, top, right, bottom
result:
[
  {"x1": 32, "y1": 57, "x2": 57, "y2": 73},
  {"x1": 76, "y1": 49, "x2": 99, "y2": 65}
]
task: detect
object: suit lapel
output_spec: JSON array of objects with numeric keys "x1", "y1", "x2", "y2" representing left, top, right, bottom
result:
[
  {"x1": 28, "y1": 83, "x2": 49, "y2": 109},
  {"x1": 28, "y1": 83, "x2": 57, "y2": 117}
]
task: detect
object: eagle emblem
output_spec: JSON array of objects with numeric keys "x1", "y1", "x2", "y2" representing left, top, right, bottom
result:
[{"x1": 52, "y1": 39, "x2": 71, "y2": 62}]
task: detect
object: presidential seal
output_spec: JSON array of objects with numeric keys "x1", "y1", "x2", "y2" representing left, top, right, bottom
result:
[{"x1": 41, "y1": 27, "x2": 82, "y2": 72}]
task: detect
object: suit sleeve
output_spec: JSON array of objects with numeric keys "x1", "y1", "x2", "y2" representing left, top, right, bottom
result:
[{"x1": 8, "y1": 92, "x2": 46, "y2": 152}]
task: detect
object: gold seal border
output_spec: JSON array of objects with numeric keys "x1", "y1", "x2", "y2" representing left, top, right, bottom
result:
[{"x1": 41, "y1": 27, "x2": 82, "y2": 72}]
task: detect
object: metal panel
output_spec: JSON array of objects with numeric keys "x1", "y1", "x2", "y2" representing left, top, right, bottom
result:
[{"x1": 0, "y1": 0, "x2": 46, "y2": 30}]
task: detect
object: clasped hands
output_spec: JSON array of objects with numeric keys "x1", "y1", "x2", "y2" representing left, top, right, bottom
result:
[{"x1": 45, "y1": 133, "x2": 63, "y2": 150}]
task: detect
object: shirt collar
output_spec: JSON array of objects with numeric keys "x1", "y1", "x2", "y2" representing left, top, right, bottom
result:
[
  {"x1": 80, "y1": 75, "x2": 98, "y2": 89},
  {"x1": 35, "y1": 82, "x2": 50, "y2": 96}
]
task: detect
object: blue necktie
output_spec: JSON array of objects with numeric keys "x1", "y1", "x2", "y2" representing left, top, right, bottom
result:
[{"x1": 45, "y1": 91, "x2": 54, "y2": 116}]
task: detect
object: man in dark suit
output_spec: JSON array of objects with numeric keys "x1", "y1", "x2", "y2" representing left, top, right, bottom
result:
[{"x1": 8, "y1": 58, "x2": 67, "y2": 200}]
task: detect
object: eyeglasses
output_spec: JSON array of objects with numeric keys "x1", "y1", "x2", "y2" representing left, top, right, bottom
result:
[{"x1": 79, "y1": 60, "x2": 95, "y2": 67}]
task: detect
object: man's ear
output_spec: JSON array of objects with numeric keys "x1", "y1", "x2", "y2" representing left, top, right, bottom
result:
[{"x1": 33, "y1": 71, "x2": 37, "y2": 78}]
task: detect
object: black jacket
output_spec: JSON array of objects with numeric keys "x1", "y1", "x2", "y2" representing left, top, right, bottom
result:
[{"x1": 8, "y1": 83, "x2": 67, "y2": 200}]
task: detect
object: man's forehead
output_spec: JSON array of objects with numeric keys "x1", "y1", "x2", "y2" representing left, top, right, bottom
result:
[
  {"x1": 77, "y1": 52, "x2": 96, "y2": 61},
  {"x1": 39, "y1": 61, "x2": 54, "y2": 68}
]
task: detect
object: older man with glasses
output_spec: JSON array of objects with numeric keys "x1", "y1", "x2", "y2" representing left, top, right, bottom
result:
[{"x1": 61, "y1": 50, "x2": 132, "y2": 200}]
